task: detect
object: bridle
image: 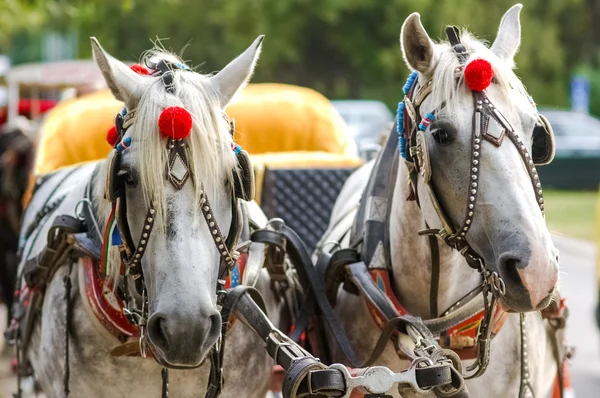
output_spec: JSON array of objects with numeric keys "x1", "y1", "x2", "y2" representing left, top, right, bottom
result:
[
  {"x1": 401, "y1": 26, "x2": 554, "y2": 275},
  {"x1": 101, "y1": 58, "x2": 255, "y2": 382},
  {"x1": 395, "y1": 26, "x2": 557, "y2": 378}
]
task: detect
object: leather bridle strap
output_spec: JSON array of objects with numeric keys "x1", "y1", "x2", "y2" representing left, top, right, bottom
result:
[
  {"x1": 428, "y1": 233, "x2": 440, "y2": 318},
  {"x1": 221, "y1": 286, "x2": 452, "y2": 397}
]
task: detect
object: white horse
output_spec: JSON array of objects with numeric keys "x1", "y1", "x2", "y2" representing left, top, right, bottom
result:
[
  {"x1": 318, "y1": 4, "x2": 565, "y2": 398},
  {"x1": 13, "y1": 36, "x2": 286, "y2": 397}
]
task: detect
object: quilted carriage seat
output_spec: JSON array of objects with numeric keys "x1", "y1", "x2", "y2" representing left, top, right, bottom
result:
[{"x1": 28, "y1": 83, "x2": 363, "y2": 251}]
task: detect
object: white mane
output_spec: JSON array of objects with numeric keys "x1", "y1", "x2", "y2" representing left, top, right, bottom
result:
[
  {"x1": 133, "y1": 50, "x2": 237, "y2": 228},
  {"x1": 94, "y1": 49, "x2": 238, "y2": 281},
  {"x1": 427, "y1": 30, "x2": 536, "y2": 119}
]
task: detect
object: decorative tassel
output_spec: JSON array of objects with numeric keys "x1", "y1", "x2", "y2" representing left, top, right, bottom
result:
[
  {"x1": 397, "y1": 71, "x2": 419, "y2": 159},
  {"x1": 419, "y1": 112, "x2": 436, "y2": 131},
  {"x1": 397, "y1": 101, "x2": 406, "y2": 159},
  {"x1": 230, "y1": 142, "x2": 242, "y2": 154},
  {"x1": 403, "y1": 71, "x2": 419, "y2": 95},
  {"x1": 116, "y1": 137, "x2": 132, "y2": 153}
]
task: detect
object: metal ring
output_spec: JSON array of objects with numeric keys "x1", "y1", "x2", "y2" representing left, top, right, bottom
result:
[
  {"x1": 410, "y1": 356, "x2": 435, "y2": 371},
  {"x1": 406, "y1": 324, "x2": 423, "y2": 348},
  {"x1": 490, "y1": 272, "x2": 506, "y2": 296},
  {"x1": 74, "y1": 198, "x2": 102, "y2": 238}
]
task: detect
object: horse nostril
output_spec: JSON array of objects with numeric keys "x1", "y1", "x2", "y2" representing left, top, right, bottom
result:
[
  {"x1": 148, "y1": 315, "x2": 170, "y2": 352},
  {"x1": 498, "y1": 256, "x2": 523, "y2": 287}
]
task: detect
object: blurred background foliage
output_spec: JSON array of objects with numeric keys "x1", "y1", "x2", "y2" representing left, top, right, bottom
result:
[{"x1": 0, "y1": 0, "x2": 598, "y2": 112}]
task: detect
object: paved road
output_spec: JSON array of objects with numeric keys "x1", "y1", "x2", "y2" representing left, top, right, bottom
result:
[
  {"x1": 0, "y1": 234, "x2": 598, "y2": 397},
  {"x1": 554, "y1": 234, "x2": 600, "y2": 397}
]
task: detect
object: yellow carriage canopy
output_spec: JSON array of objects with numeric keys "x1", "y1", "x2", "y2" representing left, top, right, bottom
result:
[{"x1": 33, "y1": 82, "x2": 357, "y2": 175}]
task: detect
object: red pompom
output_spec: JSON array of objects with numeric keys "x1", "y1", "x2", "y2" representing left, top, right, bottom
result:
[
  {"x1": 158, "y1": 106, "x2": 193, "y2": 140},
  {"x1": 464, "y1": 59, "x2": 494, "y2": 92},
  {"x1": 130, "y1": 64, "x2": 150, "y2": 75},
  {"x1": 107, "y1": 126, "x2": 119, "y2": 146}
]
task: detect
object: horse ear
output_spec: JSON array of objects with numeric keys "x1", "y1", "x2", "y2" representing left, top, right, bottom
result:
[
  {"x1": 210, "y1": 35, "x2": 264, "y2": 109},
  {"x1": 490, "y1": 4, "x2": 523, "y2": 66},
  {"x1": 90, "y1": 37, "x2": 145, "y2": 106},
  {"x1": 400, "y1": 13, "x2": 435, "y2": 75}
]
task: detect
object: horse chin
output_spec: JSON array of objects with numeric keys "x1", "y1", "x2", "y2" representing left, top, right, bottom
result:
[
  {"x1": 148, "y1": 343, "x2": 209, "y2": 370},
  {"x1": 496, "y1": 290, "x2": 554, "y2": 313}
]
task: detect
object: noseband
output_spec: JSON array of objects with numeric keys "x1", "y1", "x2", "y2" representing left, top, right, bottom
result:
[{"x1": 401, "y1": 27, "x2": 552, "y2": 271}]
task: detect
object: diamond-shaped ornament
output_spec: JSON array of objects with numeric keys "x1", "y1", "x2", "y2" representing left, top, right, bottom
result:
[
  {"x1": 483, "y1": 116, "x2": 506, "y2": 146},
  {"x1": 164, "y1": 138, "x2": 191, "y2": 190},
  {"x1": 168, "y1": 153, "x2": 189, "y2": 189}
]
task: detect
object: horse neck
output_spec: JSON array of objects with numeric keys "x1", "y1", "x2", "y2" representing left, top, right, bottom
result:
[{"x1": 388, "y1": 161, "x2": 482, "y2": 319}]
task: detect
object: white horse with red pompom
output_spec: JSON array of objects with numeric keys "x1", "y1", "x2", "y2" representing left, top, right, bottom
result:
[
  {"x1": 8, "y1": 35, "x2": 290, "y2": 397},
  {"x1": 316, "y1": 4, "x2": 574, "y2": 398}
]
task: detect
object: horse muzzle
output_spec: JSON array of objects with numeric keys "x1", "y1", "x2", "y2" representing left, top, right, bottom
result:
[{"x1": 146, "y1": 309, "x2": 222, "y2": 368}]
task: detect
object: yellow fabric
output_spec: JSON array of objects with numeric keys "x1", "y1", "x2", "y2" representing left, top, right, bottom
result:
[
  {"x1": 34, "y1": 89, "x2": 123, "y2": 175},
  {"x1": 225, "y1": 83, "x2": 352, "y2": 155},
  {"x1": 250, "y1": 152, "x2": 364, "y2": 205},
  {"x1": 28, "y1": 84, "x2": 359, "y2": 207},
  {"x1": 34, "y1": 83, "x2": 353, "y2": 176}
]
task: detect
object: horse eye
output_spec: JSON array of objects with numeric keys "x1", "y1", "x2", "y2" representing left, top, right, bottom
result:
[
  {"x1": 117, "y1": 169, "x2": 138, "y2": 186},
  {"x1": 432, "y1": 129, "x2": 450, "y2": 144}
]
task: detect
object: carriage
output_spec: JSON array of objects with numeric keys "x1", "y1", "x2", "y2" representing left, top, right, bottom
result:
[
  {"x1": 4, "y1": 4, "x2": 575, "y2": 398},
  {"x1": 0, "y1": 60, "x2": 110, "y2": 334}
]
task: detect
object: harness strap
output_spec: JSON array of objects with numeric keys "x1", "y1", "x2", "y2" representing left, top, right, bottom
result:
[
  {"x1": 428, "y1": 234, "x2": 440, "y2": 318},
  {"x1": 22, "y1": 215, "x2": 85, "y2": 289},
  {"x1": 13, "y1": 214, "x2": 87, "y2": 368},
  {"x1": 252, "y1": 227, "x2": 365, "y2": 366},
  {"x1": 251, "y1": 225, "x2": 467, "y2": 397},
  {"x1": 227, "y1": 286, "x2": 453, "y2": 397}
]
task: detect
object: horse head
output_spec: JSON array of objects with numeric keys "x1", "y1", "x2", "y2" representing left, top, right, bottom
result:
[
  {"x1": 399, "y1": 4, "x2": 559, "y2": 312},
  {"x1": 91, "y1": 36, "x2": 263, "y2": 368}
]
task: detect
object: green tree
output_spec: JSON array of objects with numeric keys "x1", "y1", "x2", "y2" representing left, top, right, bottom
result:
[{"x1": 6, "y1": 0, "x2": 593, "y2": 112}]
